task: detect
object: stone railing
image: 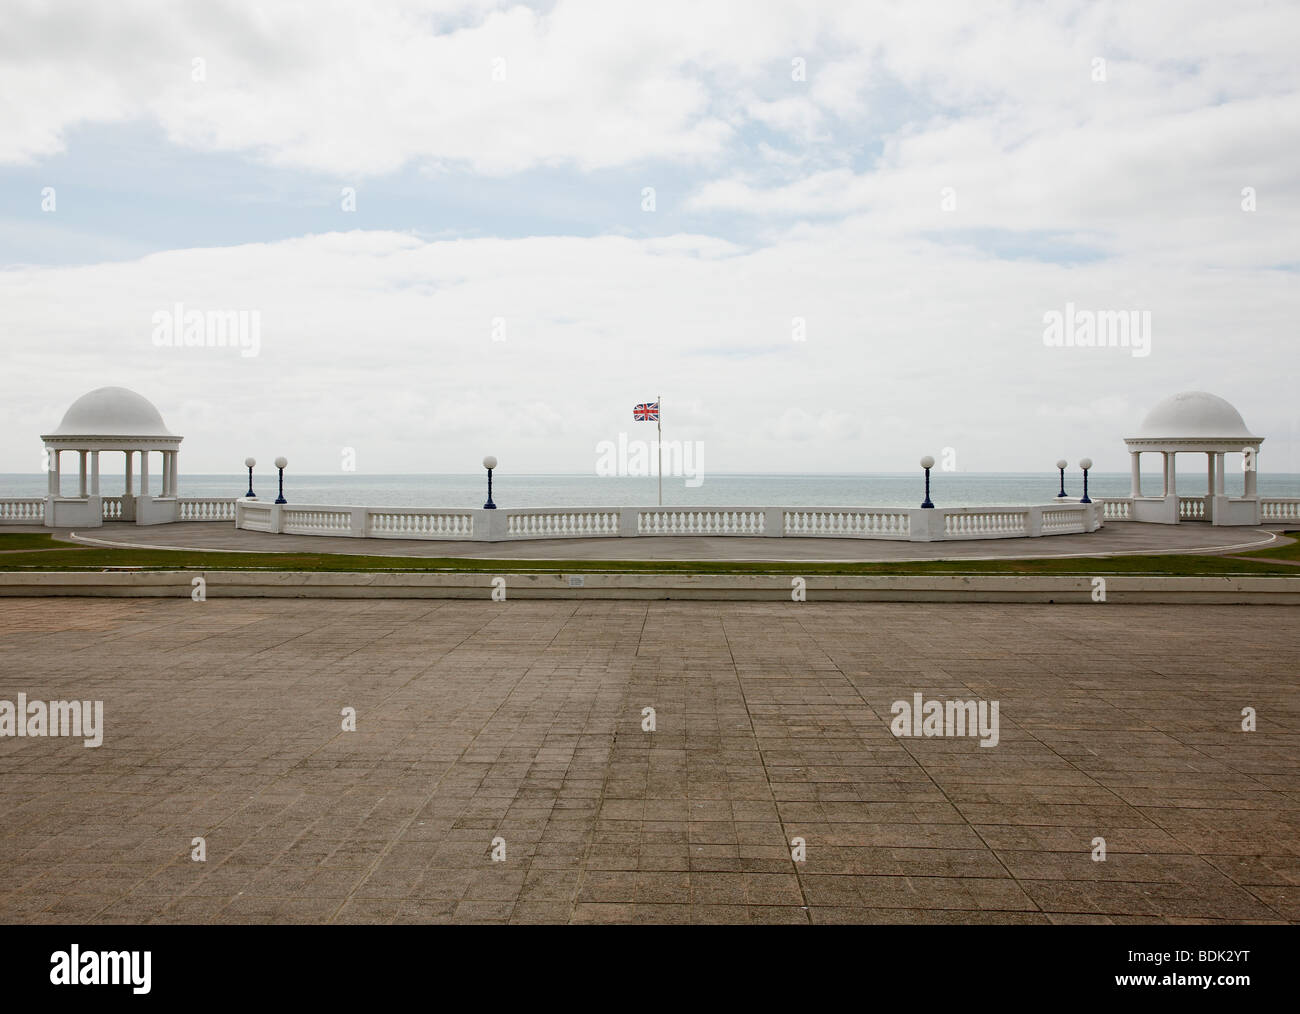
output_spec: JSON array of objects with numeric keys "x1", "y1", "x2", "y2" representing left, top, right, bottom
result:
[
  {"x1": 281, "y1": 508, "x2": 354, "y2": 535},
  {"x1": 178, "y1": 498, "x2": 237, "y2": 521},
  {"x1": 369, "y1": 509, "x2": 476, "y2": 539},
  {"x1": 1260, "y1": 498, "x2": 1300, "y2": 522},
  {"x1": 639, "y1": 509, "x2": 767, "y2": 537},
  {"x1": 1099, "y1": 498, "x2": 1132, "y2": 520},
  {"x1": 1178, "y1": 496, "x2": 1207, "y2": 520},
  {"x1": 782, "y1": 509, "x2": 911, "y2": 539},
  {"x1": 101, "y1": 496, "x2": 124, "y2": 520},
  {"x1": 235, "y1": 500, "x2": 1104, "y2": 543},
  {"x1": 0, "y1": 498, "x2": 46, "y2": 524},
  {"x1": 508, "y1": 509, "x2": 621, "y2": 538},
  {"x1": 943, "y1": 508, "x2": 1028, "y2": 538}
]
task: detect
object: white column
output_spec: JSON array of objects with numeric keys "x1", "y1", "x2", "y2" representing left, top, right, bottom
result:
[
  {"x1": 1245, "y1": 448, "x2": 1258, "y2": 498},
  {"x1": 1167, "y1": 452, "x2": 1177, "y2": 498},
  {"x1": 140, "y1": 451, "x2": 151, "y2": 499},
  {"x1": 162, "y1": 453, "x2": 171, "y2": 497},
  {"x1": 124, "y1": 450, "x2": 134, "y2": 495},
  {"x1": 1216, "y1": 452, "x2": 1225, "y2": 494},
  {"x1": 91, "y1": 450, "x2": 100, "y2": 496},
  {"x1": 47, "y1": 449, "x2": 58, "y2": 496},
  {"x1": 78, "y1": 451, "x2": 88, "y2": 498},
  {"x1": 1205, "y1": 452, "x2": 1215, "y2": 522},
  {"x1": 1160, "y1": 453, "x2": 1169, "y2": 496},
  {"x1": 170, "y1": 451, "x2": 179, "y2": 497},
  {"x1": 1130, "y1": 452, "x2": 1141, "y2": 497}
]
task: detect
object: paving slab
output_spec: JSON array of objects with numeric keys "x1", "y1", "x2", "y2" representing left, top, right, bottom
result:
[{"x1": 0, "y1": 598, "x2": 1296, "y2": 925}]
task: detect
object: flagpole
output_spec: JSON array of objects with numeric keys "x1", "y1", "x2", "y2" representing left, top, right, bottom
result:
[{"x1": 657, "y1": 393, "x2": 662, "y2": 506}]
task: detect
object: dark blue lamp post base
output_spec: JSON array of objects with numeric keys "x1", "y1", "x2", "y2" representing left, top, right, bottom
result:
[
  {"x1": 921, "y1": 467, "x2": 934, "y2": 509},
  {"x1": 484, "y1": 469, "x2": 496, "y2": 509}
]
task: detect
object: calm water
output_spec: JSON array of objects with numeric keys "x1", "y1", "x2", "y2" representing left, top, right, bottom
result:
[{"x1": 6, "y1": 472, "x2": 1298, "y2": 509}]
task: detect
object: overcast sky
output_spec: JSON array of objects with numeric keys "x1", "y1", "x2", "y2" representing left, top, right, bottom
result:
[{"x1": 1, "y1": 0, "x2": 1297, "y2": 476}]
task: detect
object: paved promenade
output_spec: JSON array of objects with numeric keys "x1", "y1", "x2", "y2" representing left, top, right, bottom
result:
[
  {"x1": 54, "y1": 520, "x2": 1288, "y2": 562},
  {"x1": 0, "y1": 598, "x2": 1295, "y2": 924}
]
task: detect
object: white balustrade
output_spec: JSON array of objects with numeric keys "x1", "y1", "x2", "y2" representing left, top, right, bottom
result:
[
  {"x1": 367, "y1": 510, "x2": 475, "y2": 539},
  {"x1": 1260, "y1": 498, "x2": 1300, "y2": 521},
  {"x1": 0, "y1": 498, "x2": 46, "y2": 524},
  {"x1": 282, "y1": 509, "x2": 353, "y2": 534},
  {"x1": 178, "y1": 498, "x2": 237, "y2": 521},
  {"x1": 782, "y1": 509, "x2": 910, "y2": 538},
  {"x1": 507, "y1": 510, "x2": 620, "y2": 538},
  {"x1": 943, "y1": 510, "x2": 1029, "y2": 538},
  {"x1": 637, "y1": 509, "x2": 767, "y2": 536},
  {"x1": 230, "y1": 501, "x2": 1104, "y2": 542},
  {"x1": 1178, "y1": 496, "x2": 1207, "y2": 520},
  {"x1": 1099, "y1": 498, "x2": 1132, "y2": 520},
  {"x1": 101, "y1": 496, "x2": 123, "y2": 520}
]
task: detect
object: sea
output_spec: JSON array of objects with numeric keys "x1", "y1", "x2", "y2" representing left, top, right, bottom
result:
[{"x1": 5, "y1": 472, "x2": 1299, "y2": 509}]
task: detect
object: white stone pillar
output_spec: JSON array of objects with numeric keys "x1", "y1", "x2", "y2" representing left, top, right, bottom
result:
[
  {"x1": 1167, "y1": 452, "x2": 1177, "y2": 498},
  {"x1": 1245, "y1": 449, "x2": 1258, "y2": 498},
  {"x1": 91, "y1": 450, "x2": 100, "y2": 496},
  {"x1": 125, "y1": 450, "x2": 134, "y2": 495},
  {"x1": 1216, "y1": 453, "x2": 1225, "y2": 494},
  {"x1": 47, "y1": 448, "x2": 58, "y2": 496},
  {"x1": 140, "y1": 451, "x2": 151, "y2": 499},
  {"x1": 78, "y1": 451, "x2": 88, "y2": 498},
  {"x1": 1160, "y1": 453, "x2": 1169, "y2": 496},
  {"x1": 170, "y1": 451, "x2": 179, "y2": 497},
  {"x1": 162, "y1": 453, "x2": 171, "y2": 497},
  {"x1": 1130, "y1": 452, "x2": 1141, "y2": 497}
]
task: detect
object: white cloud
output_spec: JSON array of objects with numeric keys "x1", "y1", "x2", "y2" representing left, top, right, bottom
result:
[
  {"x1": 2, "y1": 223, "x2": 1295, "y2": 474},
  {"x1": 3, "y1": 0, "x2": 1292, "y2": 180},
  {"x1": 1, "y1": 1, "x2": 1298, "y2": 478}
]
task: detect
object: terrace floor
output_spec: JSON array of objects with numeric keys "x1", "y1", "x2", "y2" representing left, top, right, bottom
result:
[{"x1": 0, "y1": 598, "x2": 1296, "y2": 924}]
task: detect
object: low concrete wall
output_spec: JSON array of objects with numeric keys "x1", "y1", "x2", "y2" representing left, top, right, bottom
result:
[{"x1": 1, "y1": 570, "x2": 1297, "y2": 603}]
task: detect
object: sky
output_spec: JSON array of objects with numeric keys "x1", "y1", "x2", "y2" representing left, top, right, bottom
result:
[{"x1": 0, "y1": 0, "x2": 1297, "y2": 477}]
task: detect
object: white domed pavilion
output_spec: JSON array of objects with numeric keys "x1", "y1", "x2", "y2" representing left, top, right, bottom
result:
[
  {"x1": 1124, "y1": 391, "x2": 1263, "y2": 525},
  {"x1": 41, "y1": 387, "x2": 183, "y2": 527}
]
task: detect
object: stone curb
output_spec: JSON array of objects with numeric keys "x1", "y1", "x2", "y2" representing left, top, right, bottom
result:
[{"x1": 1, "y1": 570, "x2": 1298, "y2": 603}]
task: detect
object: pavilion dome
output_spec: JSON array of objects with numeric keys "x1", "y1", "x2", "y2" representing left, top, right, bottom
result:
[
  {"x1": 1136, "y1": 391, "x2": 1253, "y2": 439},
  {"x1": 51, "y1": 387, "x2": 174, "y2": 437}
]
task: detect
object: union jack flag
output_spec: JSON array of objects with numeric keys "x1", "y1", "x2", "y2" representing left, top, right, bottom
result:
[{"x1": 633, "y1": 401, "x2": 659, "y2": 422}]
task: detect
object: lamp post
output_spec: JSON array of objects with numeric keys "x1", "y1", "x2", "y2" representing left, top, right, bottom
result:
[
  {"x1": 920, "y1": 455, "x2": 935, "y2": 509},
  {"x1": 1056, "y1": 459, "x2": 1068, "y2": 498},
  {"x1": 1079, "y1": 457, "x2": 1093, "y2": 504},
  {"x1": 482, "y1": 455, "x2": 497, "y2": 509},
  {"x1": 244, "y1": 457, "x2": 256, "y2": 498},
  {"x1": 274, "y1": 456, "x2": 288, "y2": 505}
]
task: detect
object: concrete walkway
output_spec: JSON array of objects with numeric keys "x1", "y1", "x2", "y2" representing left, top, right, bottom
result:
[
  {"x1": 0, "y1": 598, "x2": 1295, "y2": 924},
  {"x1": 46, "y1": 520, "x2": 1292, "y2": 562}
]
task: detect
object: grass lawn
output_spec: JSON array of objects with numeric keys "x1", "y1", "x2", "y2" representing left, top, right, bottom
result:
[{"x1": 0, "y1": 531, "x2": 1297, "y2": 577}]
